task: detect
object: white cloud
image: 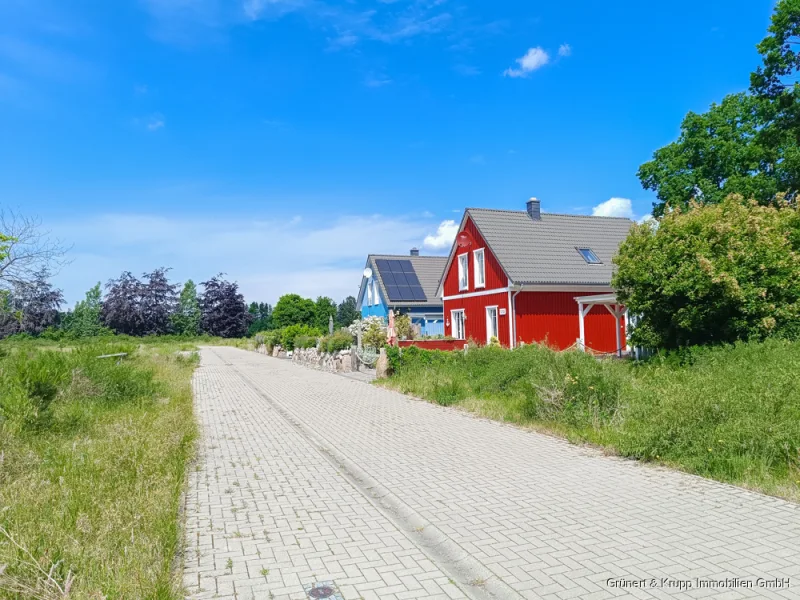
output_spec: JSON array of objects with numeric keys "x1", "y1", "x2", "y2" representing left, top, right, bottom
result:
[
  {"x1": 48, "y1": 211, "x2": 439, "y2": 305},
  {"x1": 364, "y1": 72, "x2": 392, "y2": 87},
  {"x1": 423, "y1": 219, "x2": 458, "y2": 250},
  {"x1": 140, "y1": 0, "x2": 456, "y2": 47},
  {"x1": 503, "y1": 47, "x2": 550, "y2": 78},
  {"x1": 592, "y1": 197, "x2": 634, "y2": 219},
  {"x1": 558, "y1": 43, "x2": 571, "y2": 57},
  {"x1": 146, "y1": 113, "x2": 165, "y2": 131}
]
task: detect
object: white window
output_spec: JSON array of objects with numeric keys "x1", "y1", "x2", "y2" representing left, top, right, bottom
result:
[
  {"x1": 457, "y1": 254, "x2": 469, "y2": 291},
  {"x1": 474, "y1": 248, "x2": 485, "y2": 288},
  {"x1": 486, "y1": 306, "x2": 498, "y2": 343},
  {"x1": 451, "y1": 309, "x2": 465, "y2": 340},
  {"x1": 372, "y1": 279, "x2": 380, "y2": 305},
  {"x1": 367, "y1": 278, "x2": 373, "y2": 306}
]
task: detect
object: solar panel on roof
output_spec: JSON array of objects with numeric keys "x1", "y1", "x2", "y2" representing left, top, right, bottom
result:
[
  {"x1": 410, "y1": 287, "x2": 426, "y2": 301},
  {"x1": 385, "y1": 284, "x2": 400, "y2": 299},
  {"x1": 377, "y1": 258, "x2": 427, "y2": 303},
  {"x1": 392, "y1": 271, "x2": 409, "y2": 286},
  {"x1": 381, "y1": 271, "x2": 397, "y2": 286}
]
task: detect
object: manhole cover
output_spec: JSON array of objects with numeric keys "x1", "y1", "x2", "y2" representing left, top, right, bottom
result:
[{"x1": 304, "y1": 581, "x2": 342, "y2": 600}]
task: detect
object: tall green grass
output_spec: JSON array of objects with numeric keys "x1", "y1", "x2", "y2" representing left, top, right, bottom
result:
[
  {"x1": 0, "y1": 340, "x2": 198, "y2": 599},
  {"x1": 382, "y1": 341, "x2": 800, "y2": 500}
]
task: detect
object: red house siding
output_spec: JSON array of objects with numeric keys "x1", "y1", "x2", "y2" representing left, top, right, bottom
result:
[
  {"x1": 514, "y1": 291, "x2": 625, "y2": 352},
  {"x1": 444, "y1": 292, "x2": 511, "y2": 347},
  {"x1": 442, "y1": 217, "x2": 508, "y2": 297}
]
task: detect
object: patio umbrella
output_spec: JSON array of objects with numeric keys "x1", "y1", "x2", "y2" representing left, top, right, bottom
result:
[{"x1": 387, "y1": 310, "x2": 397, "y2": 346}]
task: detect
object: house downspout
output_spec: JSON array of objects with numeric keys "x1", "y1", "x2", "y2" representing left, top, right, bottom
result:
[{"x1": 509, "y1": 286, "x2": 522, "y2": 348}]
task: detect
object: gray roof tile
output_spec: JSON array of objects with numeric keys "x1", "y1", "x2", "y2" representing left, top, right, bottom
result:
[{"x1": 466, "y1": 208, "x2": 634, "y2": 285}]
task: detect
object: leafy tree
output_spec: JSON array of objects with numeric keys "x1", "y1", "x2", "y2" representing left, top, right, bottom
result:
[
  {"x1": 247, "y1": 302, "x2": 273, "y2": 335},
  {"x1": 62, "y1": 283, "x2": 108, "y2": 338},
  {"x1": 200, "y1": 274, "x2": 251, "y2": 338},
  {"x1": 140, "y1": 268, "x2": 178, "y2": 335},
  {"x1": 0, "y1": 271, "x2": 64, "y2": 337},
  {"x1": 612, "y1": 195, "x2": 800, "y2": 349},
  {"x1": 102, "y1": 271, "x2": 143, "y2": 335},
  {"x1": 171, "y1": 280, "x2": 202, "y2": 336},
  {"x1": 336, "y1": 295, "x2": 359, "y2": 328},
  {"x1": 637, "y1": 94, "x2": 798, "y2": 217},
  {"x1": 640, "y1": 2, "x2": 800, "y2": 217},
  {"x1": 313, "y1": 296, "x2": 337, "y2": 332},
  {"x1": 102, "y1": 268, "x2": 177, "y2": 335},
  {"x1": 272, "y1": 293, "x2": 315, "y2": 329},
  {"x1": 751, "y1": 0, "x2": 800, "y2": 136}
]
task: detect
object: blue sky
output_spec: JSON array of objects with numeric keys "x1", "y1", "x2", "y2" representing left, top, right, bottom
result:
[{"x1": 0, "y1": 0, "x2": 776, "y2": 305}]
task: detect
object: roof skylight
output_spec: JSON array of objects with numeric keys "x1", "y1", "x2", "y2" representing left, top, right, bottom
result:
[{"x1": 577, "y1": 248, "x2": 602, "y2": 264}]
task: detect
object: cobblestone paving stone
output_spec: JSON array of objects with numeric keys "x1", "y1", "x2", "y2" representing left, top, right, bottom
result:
[
  {"x1": 186, "y1": 347, "x2": 800, "y2": 600},
  {"x1": 184, "y1": 349, "x2": 467, "y2": 600}
]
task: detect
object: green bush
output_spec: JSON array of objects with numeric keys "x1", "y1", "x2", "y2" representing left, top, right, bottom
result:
[
  {"x1": 362, "y1": 321, "x2": 386, "y2": 349},
  {"x1": 613, "y1": 195, "x2": 800, "y2": 348},
  {"x1": 294, "y1": 335, "x2": 318, "y2": 350},
  {"x1": 323, "y1": 328, "x2": 354, "y2": 353},
  {"x1": 394, "y1": 313, "x2": 414, "y2": 340},
  {"x1": 279, "y1": 324, "x2": 322, "y2": 351}
]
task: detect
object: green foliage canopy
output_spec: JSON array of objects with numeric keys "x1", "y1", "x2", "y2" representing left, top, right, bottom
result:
[
  {"x1": 313, "y1": 296, "x2": 337, "y2": 332},
  {"x1": 247, "y1": 302, "x2": 273, "y2": 335},
  {"x1": 272, "y1": 293, "x2": 315, "y2": 329},
  {"x1": 335, "y1": 296, "x2": 359, "y2": 328},
  {"x1": 612, "y1": 196, "x2": 800, "y2": 348},
  {"x1": 638, "y1": 94, "x2": 798, "y2": 217},
  {"x1": 62, "y1": 283, "x2": 110, "y2": 338},
  {"x1": 171, "y1": 280, "x2": 202, "y2": 336},
  {"x1": 640, "y1": 1, "x2": 800, "y2": 217}
]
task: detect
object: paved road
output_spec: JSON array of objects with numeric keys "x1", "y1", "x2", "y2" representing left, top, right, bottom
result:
[{"x1": 184, "y1": 347, "x2": 800, "y2": 600}]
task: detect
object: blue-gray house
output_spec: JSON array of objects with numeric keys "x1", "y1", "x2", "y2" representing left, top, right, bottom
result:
[{"x1": 357, "y1": 249, "x2": 447, "y2": 336}]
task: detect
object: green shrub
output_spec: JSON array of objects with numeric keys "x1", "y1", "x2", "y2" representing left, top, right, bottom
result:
[
  {"x1": 279, "y1": 324, "x2": 322, "y2": 351},
  {"x1": 613, "y1": 195, "x2": 800, "y2": 348},
  {"x1": 394, "y1": 313, "x2": 414, "y2": 340},
  {"x1": 294, "y1": 335, "x2": 318, "y2": 350},
  {"x1": 362, "y1": 321, "x2": 387, "y2": 349},
  {"x1": 323, "y1": 329, "x2": 354, "y2": 353}
]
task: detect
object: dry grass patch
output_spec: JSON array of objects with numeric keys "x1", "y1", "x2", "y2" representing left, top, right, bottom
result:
[{"x1": 0, "y1": 340, "x2": 198, "y2": 599}]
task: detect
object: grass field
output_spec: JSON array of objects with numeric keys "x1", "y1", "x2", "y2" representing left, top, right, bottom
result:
[
  {"x1": 0, "y1": 338, "x2": 200, "y2": 599},
  {"x1": 381, "y1": 340, "x2": 800, "y2": 502}
]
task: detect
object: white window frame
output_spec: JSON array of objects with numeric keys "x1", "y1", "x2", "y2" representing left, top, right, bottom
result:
[
  {"x1": 366, "y1": 278, "x2": 373, "y2": 306},
  {"x1": 451, "y1": 309, "x2": 465, "y2": 340},
  {"x1": 485, "y1": 305, "x2": 498, "y2": 344},
  {"x1": 372, "y1": 279, "x2": 380, "y2": 305},
  {"x1": 457, "y1": 254, "x2": 469, "y2": 291},
  {"x1": 473, "y1": 248, "x2": 486, "y2": 289}
]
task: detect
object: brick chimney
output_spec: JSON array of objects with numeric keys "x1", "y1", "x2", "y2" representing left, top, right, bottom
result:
[
  {"x1": 410, "y1": 247, "x2": 420, "y2": 256},
  {"x1": 526, "y1": 197, "x2": 541, "y2": 220}
]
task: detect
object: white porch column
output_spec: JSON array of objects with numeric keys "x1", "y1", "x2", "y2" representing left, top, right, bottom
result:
[
  {"x1": 578, "y1": 302, "x2": 586, "y2": 351},
  {"x1": 614, "y1": 305, "x2": 622, "y2": 358}
]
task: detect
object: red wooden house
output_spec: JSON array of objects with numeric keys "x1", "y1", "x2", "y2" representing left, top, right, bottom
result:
[{"x1": 437, "y1": 198, "x2": 634, "y2": 353}]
